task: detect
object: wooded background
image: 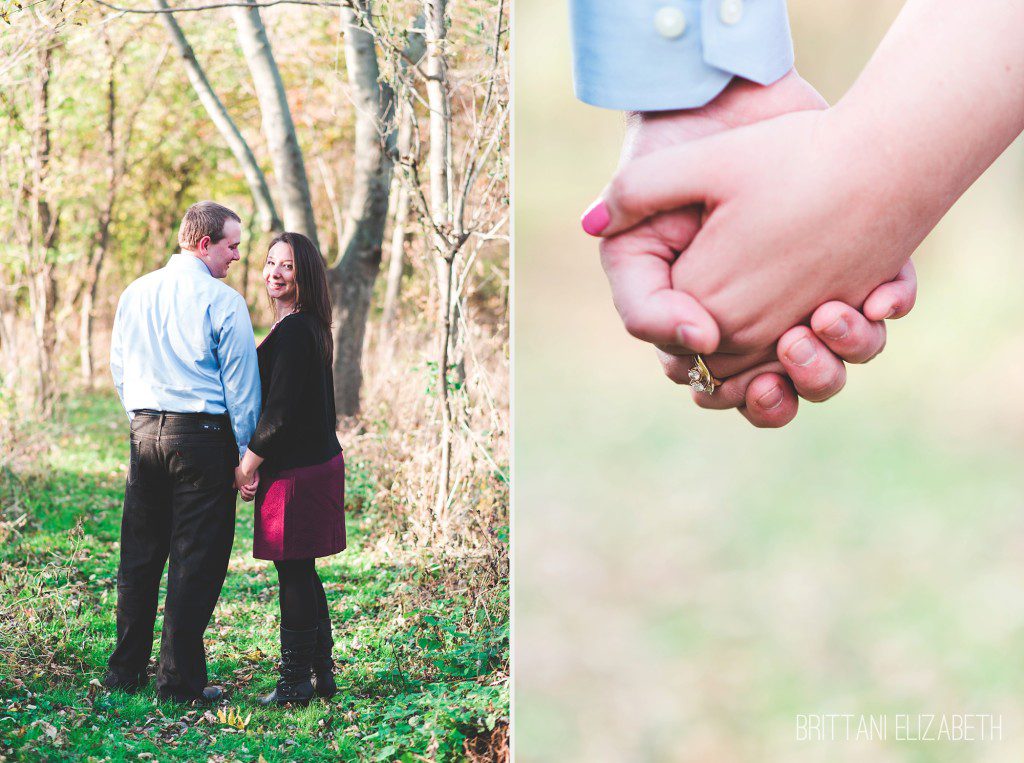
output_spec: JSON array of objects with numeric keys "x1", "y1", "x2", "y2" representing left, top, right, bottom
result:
[
  {"x1": 0, "y1": 1, "x2": 508, "y2": 758},
  {"x1": 0, "y1": 0, "x2": 508, "y2": 546}
]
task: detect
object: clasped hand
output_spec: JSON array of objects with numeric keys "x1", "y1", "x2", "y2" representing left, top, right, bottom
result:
[
  {"x1": 583, "y1": 73, "x2": 917, "y2": 426},
  {"x1": 234, "y1": 465, "x2": 258, "y2": 502}
]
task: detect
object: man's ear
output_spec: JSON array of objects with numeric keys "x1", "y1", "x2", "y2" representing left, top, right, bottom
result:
[{"x1": 197, "y1": 235, "x2": 211, "y2": 256}]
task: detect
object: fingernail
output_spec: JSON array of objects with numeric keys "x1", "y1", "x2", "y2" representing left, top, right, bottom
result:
[
  {"x1": 885, "y1": 306, "x2": 898, "y2": 319},
  {"x1": 581, "y1": 199, "x2": 610, "y2": 236},
  {"x1": 786, "y1": 337, "x2": 817, "y2": 367},
  {"x1": 757, "y1": 385, "x2": 784, "y2": 410},
  {"x1": 675, "y1": 322, "x2": 703, "y2": 349},
  {"x1": 821, "y1": 316, "x2": 849, "y2": 340}
]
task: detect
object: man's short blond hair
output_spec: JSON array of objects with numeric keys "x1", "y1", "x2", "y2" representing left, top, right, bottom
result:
[{"x1": 177, "y1": 201, "x2": 241, "y2": 251}]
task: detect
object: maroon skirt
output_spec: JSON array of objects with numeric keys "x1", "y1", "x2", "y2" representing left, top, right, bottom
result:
[{"x1": 253, "y1": 452, "x2": 346, "y2": 561}]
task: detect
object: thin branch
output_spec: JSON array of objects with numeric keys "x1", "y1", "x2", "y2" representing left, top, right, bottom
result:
[
  {"x1": 454, "y1": 102, "x2": 506, "y2": 236},
  {"x1": 88, "y1": 0, "x2": 346, "y2": 12},
  {"x1": 118, "y1": 44, "x2": 171, "y2": 177},
  {"x1": 397, "y1": 153, "x2": 450, "y2": 248}
]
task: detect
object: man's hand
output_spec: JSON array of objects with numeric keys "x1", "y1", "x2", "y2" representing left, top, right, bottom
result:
[
  {"x1": 665, "y1": 263, "x2": 916, "y2": 426},
  {"x1": 234, "y1": 465, "x2": 258, "y2": 502},
  {"x1": 590, "y1": 72, "x2": 916, "y2": 426}
]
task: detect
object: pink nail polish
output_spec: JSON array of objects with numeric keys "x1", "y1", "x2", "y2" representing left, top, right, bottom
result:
[{"x1": 581, "y1": 199, "x2": 610, "y2": 236}]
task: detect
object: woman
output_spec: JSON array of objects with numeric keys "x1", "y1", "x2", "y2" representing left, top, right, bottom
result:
[{"x1": 234, "y1": 232, "x2": 345, "y2": 706}]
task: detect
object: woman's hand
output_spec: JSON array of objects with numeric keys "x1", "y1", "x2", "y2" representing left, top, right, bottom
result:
[
  {"x1": 589, "y1": 72, "x2": 917, "y2": 426},
  {"x1": 591, "y1": 108, "x2": 925, "y2": 362},
  {"x1": 234, "y1": 465, "x2": 259, "y2": 501},
  {"x1": 655, "y1": 261, "x2": 917, "y2": 427}
]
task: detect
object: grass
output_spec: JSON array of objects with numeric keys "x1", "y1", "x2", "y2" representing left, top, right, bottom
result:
[{"x1": 0, "y1": 392, "x2": 509, "y2": 762}]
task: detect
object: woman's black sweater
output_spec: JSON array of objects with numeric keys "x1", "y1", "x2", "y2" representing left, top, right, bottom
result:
[{"x1": 247, "y1": 311, "x2": 341, "y2": 473}]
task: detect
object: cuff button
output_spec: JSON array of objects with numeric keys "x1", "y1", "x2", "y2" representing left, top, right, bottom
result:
[
  {"x1": 720, "y1": 0, "x2": 744, "y2": 25},
  {"x1": 654, "y1": 6, "x2": 687, "y2": 39}
]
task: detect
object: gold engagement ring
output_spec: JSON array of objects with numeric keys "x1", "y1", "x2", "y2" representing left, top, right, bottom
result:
[{"x1": 688, "y1": 355, "x2": 721, "y2": 396}]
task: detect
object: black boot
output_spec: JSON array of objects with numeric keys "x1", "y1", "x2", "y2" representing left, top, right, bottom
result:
[
  {"x1": 259, "y1": 627, "x2": 316, "y2": 706},
  {"x1": 312, "y1": 617, "x2": 337, "y2": 699},
  {"x1": 101, "y1": 669, "x2": 147, "y2": 693}
]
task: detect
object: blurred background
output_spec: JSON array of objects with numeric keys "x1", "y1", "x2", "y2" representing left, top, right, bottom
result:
[{"x1": 514, "y1": 1, "x2": 1024, "y2": 760}]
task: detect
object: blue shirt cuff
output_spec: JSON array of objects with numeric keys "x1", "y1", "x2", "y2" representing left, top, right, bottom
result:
[{"x1": 571, "y1": 0, "x2": 795, "y2": 111}]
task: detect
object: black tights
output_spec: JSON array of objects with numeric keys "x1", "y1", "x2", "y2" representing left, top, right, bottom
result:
[{"x1": 274, "y1": 559, "x2": 328, "y2": 631}]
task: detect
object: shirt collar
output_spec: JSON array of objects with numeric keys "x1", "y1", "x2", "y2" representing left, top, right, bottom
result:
[{"x1": 168, "y1": 252, "x2": 213, "y2": 277}]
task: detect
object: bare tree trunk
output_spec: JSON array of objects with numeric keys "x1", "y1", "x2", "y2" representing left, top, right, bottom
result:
[
  {"x1": 424, "y1": 0, "x2": 455, "y2": 519},
  {"x1": 0, "y1": 298, "x2": 18, "y2": 398},
  {"x1": 232, "y1": 0, "x2": 318, "y2": 248},
  {"x1": 240, "y1": 210, "x2": 257, "y2": 306},
  {"x1": 381, "y1": 99, "x2": 414, "y2": 333},
  {"x1": 155, "y1": 0, "x2": 281, "y2": 235},
  {"x1": 27, "y1": 38, "x2": 59, "y2": 414},
  {"x1": 317, "y1": 156, "x2": 344, "y2": 262},
  {"x1": 380, "y1": 18, "x2": 425, "y2": 336},
  {"x1": 79, "y1": 37, "x2": 117, "y2": 385},
  {"x1": 80, "y1": 283, "x2": 98, "y2": 383},
  {"x1": 74, "y1": 37, "x2": 168, "y2": 385},
  {"x1": 329, "y1": 1, "x2": 398, "y2": 418}
]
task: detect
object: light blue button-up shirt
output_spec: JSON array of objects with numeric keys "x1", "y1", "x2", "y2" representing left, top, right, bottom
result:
[
  {"x1": 571, "y1": 0, "x2": 794, "y2": 111},
  {"x1": 109, "y1": 253, "x2": 261, "y2": 457}
]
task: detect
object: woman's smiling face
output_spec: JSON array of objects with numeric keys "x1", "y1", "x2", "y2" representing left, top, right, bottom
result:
[{"x1": 264, "y1": 241, "x2": 298, "y2": 304}]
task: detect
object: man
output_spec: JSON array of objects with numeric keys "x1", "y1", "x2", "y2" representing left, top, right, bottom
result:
[{"x1": 104, "y1": 201, "x2": 261, "y2": 702}]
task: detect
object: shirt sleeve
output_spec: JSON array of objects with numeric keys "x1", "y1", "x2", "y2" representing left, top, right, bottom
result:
[
  {"x1": 109, "y1": 294, "x2": 131, "y2": 420},
  {"x1": 246, "y1": 317, "x2": 314, "y2": 460},
  {"x1": 216, "y1": 293, "x2": 261, "y2": 459},
  {"x1": 570, "y1": 0, "x2": 794, "y2": 111}
]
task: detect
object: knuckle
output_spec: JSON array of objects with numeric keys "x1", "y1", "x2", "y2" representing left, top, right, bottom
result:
[
  {"x1": 861, "y1": 332, "x2": 887, "y2": 363},
  {"x1": 748, "y1": 409, "x2": 791, "y2": 429},
  {"x1": 661, "y1": 357, "x2": 693, "y2": 385},
  {"x1": 622, "y1": 311, "x2": 652, "y2": 342},
  {"x1": 609, "y1": 173, "x2": 643, "y2": 213},
  {"x1": 729, "y1": 324, "x2": 773, "y2": 355},
  {"x1": 812, "y1": 301, "x2": 847, "y2": 324},
  {"x1": 691, "y1": 390, "x2": 719, "y2": 408},
  {"x1": 597, "y1": 237, "x2": 622, "y2": 264},
  {"x1": 803, "y1": 370, "x2": 846, "y2": 401}
]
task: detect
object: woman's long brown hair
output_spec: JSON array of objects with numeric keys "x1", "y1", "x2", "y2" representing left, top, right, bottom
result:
[{"x1": 268, "y1": 232, "x2": 333, "y2": 365}]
